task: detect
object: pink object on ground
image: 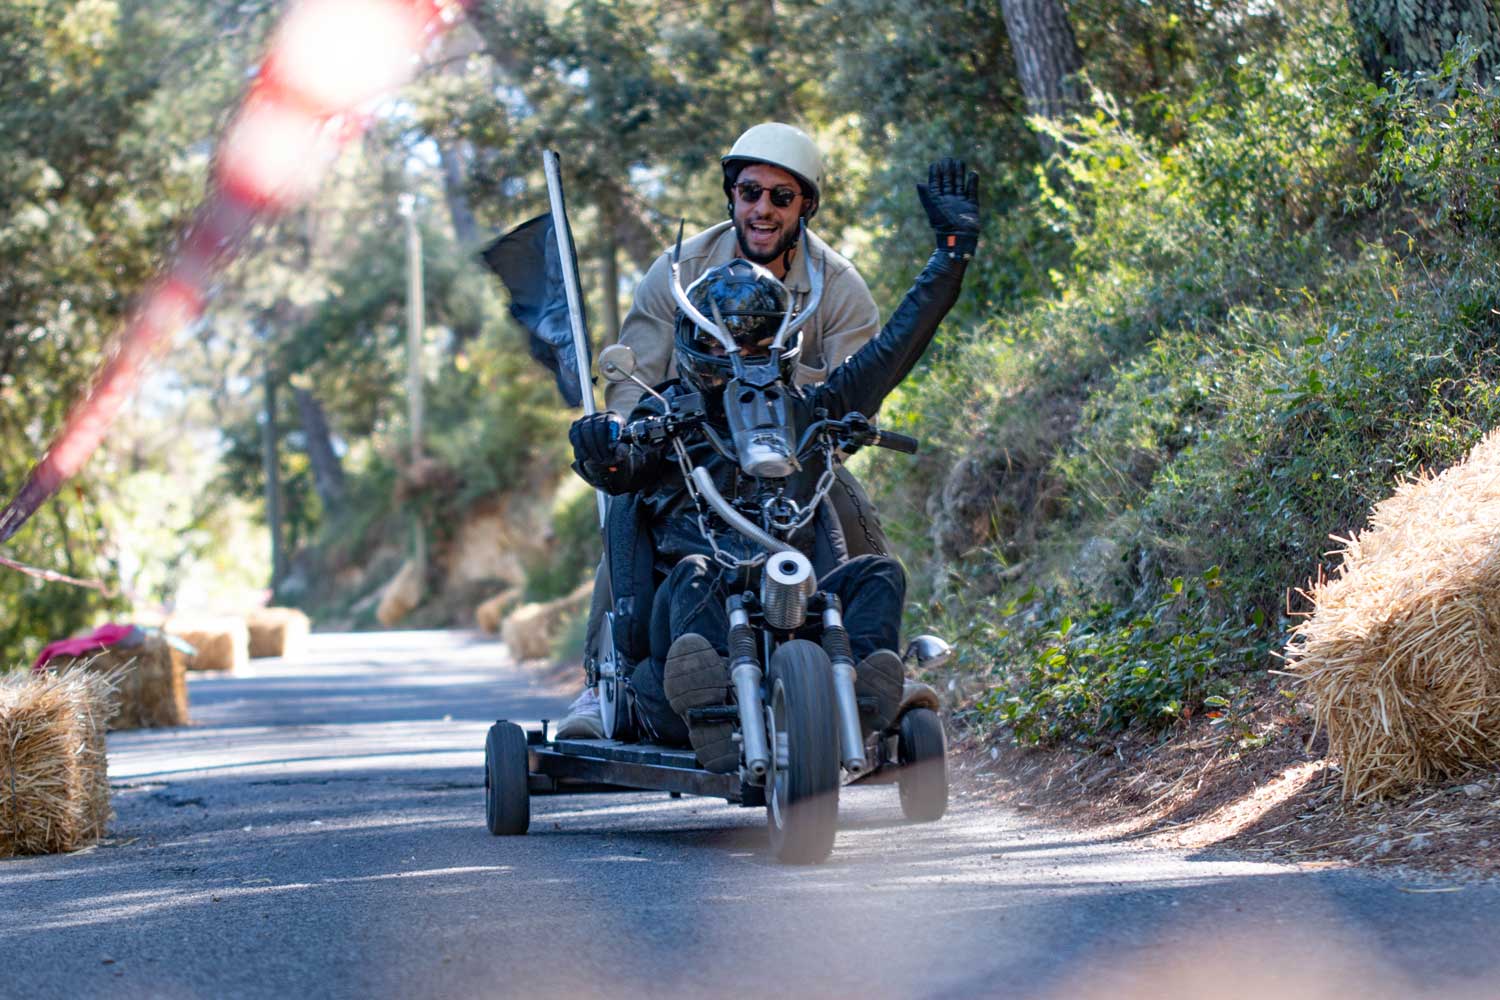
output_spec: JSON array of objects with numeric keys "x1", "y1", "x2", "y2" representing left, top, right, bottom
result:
[{"x1": 32, "y1": 623, "x2": 138, "y2": 674}]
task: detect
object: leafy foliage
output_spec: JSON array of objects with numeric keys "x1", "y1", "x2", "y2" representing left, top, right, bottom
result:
[
  {"x1": 9, "y1": 0, "x2": 1500, "y2": 745},
  {"x1": 877, "y1": 2, "x2": 1500, "y2": 744},
  {"x1": 0, "y1": 0, "x2": 257, "y2": 657},
  {"x1": 974, "y1": 568, "x2": 1265, "y2": 745}
]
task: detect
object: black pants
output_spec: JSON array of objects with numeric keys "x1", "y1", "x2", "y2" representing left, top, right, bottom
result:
[
  {"x1": 581, "y1": 468, "x2": 886, "y2": 674},
  {"x1": 631, "y1": 553, "x2": 906, "y2": 744}
]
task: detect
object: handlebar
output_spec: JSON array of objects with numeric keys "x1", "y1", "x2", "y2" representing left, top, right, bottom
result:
[
  {"x1": 812, "y1": 412, "x2": 921, "y2": 457},
  {"x1": 618, "y1": 398, "x2": 707, "y2": 447},
  {"x1": 621, "y1": 401, "x2": 920, "y2": 458},
  {"x1": 864, "y1": 428, "x2": 919, "y2": 454}
]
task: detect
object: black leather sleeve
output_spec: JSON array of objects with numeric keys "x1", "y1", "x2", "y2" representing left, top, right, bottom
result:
[{"x1": 812, "y1": 251, "x2": 967, "y2": 420}]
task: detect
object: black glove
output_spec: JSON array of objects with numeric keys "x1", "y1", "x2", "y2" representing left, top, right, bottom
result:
[
  {"x1": 916, "y1": 157, "x2": 981, "y2": 260},
  {"x1": 569, "y1": 411, "x2": 625, "y2": 483}
]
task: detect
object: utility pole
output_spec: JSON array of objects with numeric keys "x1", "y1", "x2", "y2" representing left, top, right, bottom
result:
[
  {"x1": 400, "y1": 192, "x2": 425, "y2": 465},
  {"x1": 398, "y1": 192, "x2": 427, "y2": 575},
  {"x1": 261, "y1": 357, "x2": 286, "y2": 590}
]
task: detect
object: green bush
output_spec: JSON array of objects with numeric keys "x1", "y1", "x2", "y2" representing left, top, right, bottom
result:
[
  {"x1": 973, "y1": 568, "x2": 1265, "y2": 745},
  {"x1": 879, "y1": 12, "x2": 1500, "y2": 744}
]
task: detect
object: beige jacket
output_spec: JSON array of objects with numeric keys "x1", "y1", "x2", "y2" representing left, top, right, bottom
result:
[{"x1": 604, "y1": 221, "x2": 880, "y2": 416}]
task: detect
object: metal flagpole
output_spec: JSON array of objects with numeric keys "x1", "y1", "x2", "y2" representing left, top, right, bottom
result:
[
  {"x1": 542, "y1": 149, "x2": 607, "y2": 527},
  {"x1": 543, "y1": 149, "x2": 625, "y2": 738}
]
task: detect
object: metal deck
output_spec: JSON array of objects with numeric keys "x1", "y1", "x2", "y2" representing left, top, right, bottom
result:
[{"x1": 527, "y1": 737, "x2": 746, "y2": 801}]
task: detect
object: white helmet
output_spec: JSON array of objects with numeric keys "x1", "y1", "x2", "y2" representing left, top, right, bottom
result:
[{"x1": 722, "y1": 122, "x2": 823, "y2": 218}]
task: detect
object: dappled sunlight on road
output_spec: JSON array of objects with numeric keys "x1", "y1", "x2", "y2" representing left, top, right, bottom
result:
[{"x1": 7, "y1": 631, "x2": 1500, "y2": 999}]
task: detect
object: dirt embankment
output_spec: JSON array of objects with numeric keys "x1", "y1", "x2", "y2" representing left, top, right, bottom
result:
[{"x1": 953, "y1": 676, "x2": 1500, "y2": 880}]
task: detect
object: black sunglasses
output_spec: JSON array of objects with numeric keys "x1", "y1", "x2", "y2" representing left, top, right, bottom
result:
[{"x1": 735, "y1": 181, "x2": 799, "y2": 208}]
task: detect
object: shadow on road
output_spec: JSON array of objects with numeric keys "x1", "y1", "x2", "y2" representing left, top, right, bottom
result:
[{"x1": 4, "y1": 631, "x2": 1499, "y2": 998}]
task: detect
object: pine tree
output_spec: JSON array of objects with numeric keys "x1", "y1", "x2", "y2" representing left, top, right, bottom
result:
[{"x1": 1347, "y1": 0, "x2": 1500, "y2": 83}]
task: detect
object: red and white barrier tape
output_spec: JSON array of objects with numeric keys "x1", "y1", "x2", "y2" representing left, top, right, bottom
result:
[{"x1": 0, "y1": 0, "x2": 472, "y2": 574}]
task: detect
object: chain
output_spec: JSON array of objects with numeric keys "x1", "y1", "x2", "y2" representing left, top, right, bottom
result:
[
  {"x1": 672, "y1": 438, "x2": 768, "y2": 571},
  {"x1": 695, "y1": 507, "x2": 768, "y2": 571},
  {"x1": 766, "y1": 439, "x2": 837, "y2": 533},
  {"x1": 669, "y1": 428, "x2": 843, "y2": 568},
  {"x1": 836, "y1": 468, "x2": 887, "y2": 556}
]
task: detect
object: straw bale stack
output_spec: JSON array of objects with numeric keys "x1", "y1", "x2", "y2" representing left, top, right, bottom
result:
[
  {"x1": 167, "y1": 616, "x2": 248, "y2": 673},
  {"x1": 247, "y1": 607, "x2": 310, "y2": 659},
  {"x1": 377, "y1": 559, "x2": 424, "y2": 627},
  {"x1": 501, "y1": 581, "x2": 592, "y2": 660},
  {"x1": 0, "y1": 670, "x2": 115, "y2": 856},
  {"x1": 54, "y1": 633, "x2": 188, "y2": 729},
  {"x1": 475, "y1": 588, "x2": 520, "y2": 634},
  {"x1": 1288, "y1": 429, "x2": 1500, "y2": 800}
]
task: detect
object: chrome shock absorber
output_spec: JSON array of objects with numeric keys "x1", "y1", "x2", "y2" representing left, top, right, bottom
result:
[
  {"x1": 821, "y1": 596, "x2": 868, "y2": 774},
  {"x1": 727, "y1": 596, "x2": 770, "y2": 779}
]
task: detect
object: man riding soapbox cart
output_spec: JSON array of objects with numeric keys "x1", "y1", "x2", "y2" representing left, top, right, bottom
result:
[{"x1": 483, "y1": 159, "x2": 978, "y2": 864}]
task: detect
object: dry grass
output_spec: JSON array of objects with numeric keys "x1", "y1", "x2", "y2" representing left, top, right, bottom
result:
[
  {"x1": 166, "y1": 616, "x2": 248, "y2": 673},
  {"x1": 961, "y1": 675, "x2": 1500, "y2": 876},
  {"x1": 52, "y1": 632, "x2": 188, "y2": 729},
  {"x1": 0, "y1": 670, "x2": 116, "y2": 856},
  {"x1": 1287, "y1": 429, "x2": 1500, "y2": 801},
  {"x1": 377, "y1": 559, "x2": 424, "y2": 627},
  {"x1": 475, "y1": 588, "x2": 520, "y2": 634},
  {"x1": 501, "y1": 581, "x2": 592, "y2": 660},
  {"x1": 247, "y1": 607, "x2": 310, "y2": 659}
]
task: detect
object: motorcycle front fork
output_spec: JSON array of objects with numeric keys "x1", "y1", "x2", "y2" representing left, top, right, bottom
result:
[{"x1": 725, "y1": 592, "x2": 868, "y2": 784}]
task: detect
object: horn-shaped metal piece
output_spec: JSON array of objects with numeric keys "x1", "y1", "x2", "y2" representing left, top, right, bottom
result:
[
  {"x1": 669, "y1": 220, "x2": 738, "y2": 355},
  {"x1": 770, "y1": 220, "x2": 824, "y2": 353},
  {"x1": 708, "y1": 296, "x2": 751, "y2": 380}
]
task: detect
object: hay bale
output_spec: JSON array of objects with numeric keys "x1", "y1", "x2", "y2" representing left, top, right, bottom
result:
[
  {"x1": 0, "y1": 670, "x2": 115, "y2": 856},
  {"x1": 501, "y1": 581, "x2": 592, "y2": 660},
  {"x1": 377, "y1": 559, "x2": 424, "y2": 627},
  {"x1": 1288, "y1": 429, "x2": 1500, "y2": 800},
  {"x1": 54, "y1": 633, "x2": 188, "y2": 730},
  {"x1": 476, "y1": 588, "x2": 521, "y2": 634},
  {"x1": 247, "y1": 607, "x2": 310, "y2": 658},
  {"x1": 167, "y1": 641, "x2": 194, "y2": 681},
  {"x1": 166, "y1": 616, "x2": 248, "y2": 673}
]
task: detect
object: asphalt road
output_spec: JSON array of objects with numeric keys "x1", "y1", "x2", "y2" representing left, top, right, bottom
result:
[{"x1": 4, "y1": 631, "x2": 1500, "y2": 999}]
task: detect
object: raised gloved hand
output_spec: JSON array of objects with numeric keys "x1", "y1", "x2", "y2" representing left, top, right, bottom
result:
[
  {"x1": 917, "y1": 157, "x2": 981, "y2": 260},
  {"x1": 569, "y1": 411, "x2": 625, "y2": 483}
]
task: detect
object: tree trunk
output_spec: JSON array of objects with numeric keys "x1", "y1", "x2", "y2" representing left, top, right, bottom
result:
[
  {"x1": 438, "y1": 141, "x2": 480, "y2": 249},
  {"x1": 599, "y1": 205, "x2": 620, "y2": 345},
  {"x1": 261, "y1": 363, "x2": 286, "y2": 590},
  {"x1": 293, "y1": 386, "x2": 346, "y2": 516},
  {"x1": 1346, "y1": 0, "x2": 1500, "y2": 83},
  {"x1": 998, "y1": 0, "x2": 1084, "y2": 126},
  {"x1": 438, "y1": 141, "x2": 484, "y2": 350}
]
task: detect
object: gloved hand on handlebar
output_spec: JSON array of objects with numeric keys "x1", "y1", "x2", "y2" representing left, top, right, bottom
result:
[
  {"x1": 569, "y1": 411, "x2": 626, "y2": 483},
  {"x1": 917, "y1": 157, "x2": 981, "y2": 260}
]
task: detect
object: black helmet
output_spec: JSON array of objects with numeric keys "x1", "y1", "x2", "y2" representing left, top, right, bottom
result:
[{"x1": 674, "y1": 259, "x2": 801, "y2": 393}]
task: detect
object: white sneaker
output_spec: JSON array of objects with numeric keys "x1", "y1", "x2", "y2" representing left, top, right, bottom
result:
[{"x1": 555, "y1": 687, "x2": 605, "y2": 739}]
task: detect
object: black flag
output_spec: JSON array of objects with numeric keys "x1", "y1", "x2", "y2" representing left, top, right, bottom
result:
[{"x1": 480, "y1": 214, "x2": 590, "y2": 407}]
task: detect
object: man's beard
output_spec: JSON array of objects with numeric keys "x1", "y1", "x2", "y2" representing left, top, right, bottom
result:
[{"x1": 733, "y1": 217, "x2": 800, "y2": 265}]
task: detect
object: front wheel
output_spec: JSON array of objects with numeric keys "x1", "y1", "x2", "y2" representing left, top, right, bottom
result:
[
  {"x1": 596, "y1": 616, "x2": 627, "y2": 739},
  {"x1": 485, "y1": 722, "x2": 530, "y2": 835},
  {"x1": 897, "y1": 708, "x2": 948, "y2": 822},
  {"x1": 766, "y1": 640, "x2": 840, "y2": 864}
]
